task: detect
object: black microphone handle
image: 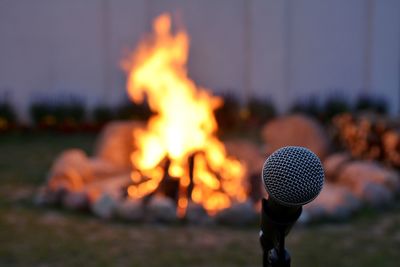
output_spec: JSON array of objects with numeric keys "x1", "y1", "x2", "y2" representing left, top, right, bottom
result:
[{"x1": 260, "y1": 198, "x2": 302, "y2": 250}]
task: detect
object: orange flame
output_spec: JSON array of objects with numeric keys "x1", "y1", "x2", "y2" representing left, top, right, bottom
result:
[{"x1": 123, "y1": 13, "x2": 246, "y2": 216}]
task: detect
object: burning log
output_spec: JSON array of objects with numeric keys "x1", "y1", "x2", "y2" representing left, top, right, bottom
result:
[{"x1": 333, "y1": 113, "x2": 400, "y2": 168}]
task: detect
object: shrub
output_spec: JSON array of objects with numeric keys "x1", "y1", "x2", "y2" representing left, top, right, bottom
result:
[
  {"x1": 289, "y1": 97, "x2": 321, "y2": 119},
  {"x1": 29, "y1": 95, "x2": 86, "y2": 130},
  {"x1": 355, "y1": 94, "x2": 387, "y2": 114},
  {"x1": 92, "y1": 105, "x2": 114, "y2": 125},
  {"x1": 0, "y1": 97, "x2": 16, "y2": 131},
  {"x1": 214, "y1": 93, "x2": 241, "y2": 131},
  {"x1": 245, "y1": 97, "x2": 276, "y2": 126},
  {"x1": 115, "y1": 100, "x2": 152, "y2": 121},
  {"x1": 321, "y1": 95, "x2": 350, "y2": 122}
]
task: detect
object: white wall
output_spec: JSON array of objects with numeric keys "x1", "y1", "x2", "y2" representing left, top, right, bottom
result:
[{"x1": 0, "y1": 0, "x2": 399, "y2": 121}]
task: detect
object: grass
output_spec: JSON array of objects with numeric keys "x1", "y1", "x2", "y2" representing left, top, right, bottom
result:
[
  {"x1": 0, "y1": 132, "x2": 400, "y2": 267},
  {"x1": 0, "y1": 132, "x2": 95, "y2": 185}
]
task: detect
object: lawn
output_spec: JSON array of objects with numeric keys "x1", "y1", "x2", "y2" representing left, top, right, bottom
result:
[{"x1": 0, "y1": 132, "x2": 399, "y2": 267}]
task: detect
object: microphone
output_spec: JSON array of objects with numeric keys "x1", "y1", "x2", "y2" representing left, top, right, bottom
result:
[{"x1": 260, "y1": 146, "x2": 324, "y2": 267}]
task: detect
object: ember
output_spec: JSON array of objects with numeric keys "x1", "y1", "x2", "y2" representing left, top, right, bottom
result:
[{"x1": 122, "y1": 13, "x2": 247, "y2": 217}]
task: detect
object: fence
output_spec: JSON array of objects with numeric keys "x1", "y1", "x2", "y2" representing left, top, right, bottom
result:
[{"x1": 0, "y1": 0, "x2": 399, "y2": 121}]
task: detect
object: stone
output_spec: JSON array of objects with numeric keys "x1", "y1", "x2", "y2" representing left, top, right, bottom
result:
[
  {"x1": 89, "y1": 158, "x2": 129, "y2": 179},
  {"x1": 337, "y1": 161, "x2": 400, "y2": 194},
  {"x1": 215, "y1": 201, "x2": 257, "y2": 226},
  {"x1": 302, "y1": 183, "x2": 361, "y2": 222},
  {"x1": 62, "y1": 191, "x2": 89, "y2": 211},
  {"x1": 94, "y1": 121, "x2": 145, "y2": 169},
  {"x1": 323, "y1": 153, "x2": 352, "y2": 181},
  {"x1": 34, "y1": 186, "x2": 66, "y2": 206},
  {"x1": 185, "y1": 202, "x2": 209, "y2": 224},
  {"x1": 116, "y1": 199, "x2": 144, "y2": 222},
  {"x1": 34, "y1": 186, "x2": 51, "y2": 206},
  {"x1": 47, "y1": 148, "x2": 132, "y2": 195},
  {"x1": 146, "y1": 195, "x2": 177, "y2": 223},
  {"x1": 47, "y1": 149, "x2": 94, "y2": 191},
  {"x1": 225, "y1": 140, "x2": 265, "y2": 202},
  {"x1": 262, "y1": 114, "x2": 330, "y2": 159},
  {"x1": 84, "y1": 173, "x2": 131, "y2": 202},
  {"x1": 355, "y1": 182, "x2": 393, "y2": 207},
  {"x1": 225, "y1": 139, "x2": 265, "y2": 175},
  {"x1": 91, "y1": 194, "x2": 118, "y2": 220}
]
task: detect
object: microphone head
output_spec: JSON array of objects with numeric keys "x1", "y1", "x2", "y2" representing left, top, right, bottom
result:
[{"x1": 262, "y1": 146, "x2": 324, "y2": 207}]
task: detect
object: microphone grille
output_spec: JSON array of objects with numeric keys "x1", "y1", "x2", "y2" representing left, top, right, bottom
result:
[{"x1": 262, "y1": 146, "x2": 324, "y2": 206}]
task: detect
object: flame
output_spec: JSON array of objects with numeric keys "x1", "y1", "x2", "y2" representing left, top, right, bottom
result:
[{"x1": 123, "y1": 13, "x2": 246, "y2": 216}]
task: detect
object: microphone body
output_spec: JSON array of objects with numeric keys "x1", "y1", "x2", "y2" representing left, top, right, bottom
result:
[
  {"x1": 260, "y1": 146, "x2": 324, "y2": 267},
  {"x1": 260, "y1": 198, "x2": 301, "y2": 251}
]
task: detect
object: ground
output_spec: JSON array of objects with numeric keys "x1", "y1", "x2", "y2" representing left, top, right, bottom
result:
[{"x1": 0, "y1": 133, "x2": 399, "y2": 267}]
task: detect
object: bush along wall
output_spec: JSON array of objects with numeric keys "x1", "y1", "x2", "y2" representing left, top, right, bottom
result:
[
  {"x1": 244, "y1": 97, "x2": 276, "y2": 127},
  {"x1": 29, "y1": 96, "x2": 86, "y2": 132},
  {"x1": 0, "y1": 90, "x2": 392, "y2": 135},
  {"x1": 214, "y1": 93, "x2": 242, "y2": 132},
  {"x1": 0, "y1": 98, "x2": 17, "y2": 132},
  {"x1": 289, "y1": 93, "x2": 388, "y2": 124}
]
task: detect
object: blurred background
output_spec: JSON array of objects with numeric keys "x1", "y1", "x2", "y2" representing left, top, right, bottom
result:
[
  {"x1": 1, "y1": 0, "x2": 399, "y2": 121},
  {"x1": 1, "y1": 1, "x2": 400, "y2": 267}
]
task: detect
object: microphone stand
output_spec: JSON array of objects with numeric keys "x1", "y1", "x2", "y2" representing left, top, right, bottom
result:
[
  {"x1": 260, "y1": 230, "x2": 290, "y2": 267},
  {"x1": 260, "y1": 198, "x2": 301, "y2": 267}
]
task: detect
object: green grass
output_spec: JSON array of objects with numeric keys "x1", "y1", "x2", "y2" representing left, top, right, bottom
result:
[
  {"x1": 0, "y1": 132, "x2": 400, "y2": 267},
  {"x1": 0, "y1": 132, "x2": 95, "y2": 185}
]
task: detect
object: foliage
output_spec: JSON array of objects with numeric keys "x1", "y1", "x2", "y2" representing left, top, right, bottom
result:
[
  {"x1": 289, "y1": 96, "x2": 321, "y2": 119},
  {"x1": 245, "y1": 97, "x2": 276, "y2": 126},
  {"x1": 355, "y1": 94, "x2": 387, "y2": 114},
  {"x1": 0, "y1": 97, "x2": 16, "y2": 131},
  {"x1": 214, "y1": 93, "x2": 241, "y2": 131},
  {"x1": 321, "y1": 94, "x2": 351, "y2": 122},
  {"x1": 29, "y1": 95, "x2": 86, "y2": 131},
  {"x1": 289, "y1": 93, "x2": 389, "y2": 123},
  {"x1": 92, "y1": 104, "x2": 114, "y2": 126},
  {"x1": 115, "y1": 100, "x2": 152, "y2": 121}
]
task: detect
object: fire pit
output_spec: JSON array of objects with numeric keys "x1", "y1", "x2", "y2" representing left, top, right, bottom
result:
[{"x1": 35, "y1": 13, "x2": 262, "y2": 225}]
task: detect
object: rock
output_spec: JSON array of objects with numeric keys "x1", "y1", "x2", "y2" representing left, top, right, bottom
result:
[
  {"x1": 302, "y1": 183, "x2": 361, "y2": 222},
  {"x1": 84, "y1": 173, "x2": 131, "y2": 202},
  {"x1": 89, "y1": 158, "x2": 129, "y2": 179},
  {"x1": 146, "y1": 195, "x2": 177, "y2": 223},
  {"x1": 248, "y1": 173, "x2": 264, "y2": 202},
  {"x1": 62, "y1": 191, "x2": 89, "y2": 211},
  {"x1": 225, "y1": 140, "x2": 265, "y2": 175},
  {"x1": 323, "y1": 153, "x2": 351, "y2": 181},
  {"x1": 94, "y1": 121, "x2": 144, "y2": 169},
  {"x1": 116, "y1": 199, "x2": 144, "y2": 222},
  {"x1": 262, "y1": 114, "x2": 330, "y2": 159},
  {"x1": 355, "y1": 182, "x2": 393, "y2": 207},
  {"x1": 215, "y1": 201, "x2": 257, "y2": 226},
  {"x1": 34, "y1": 186, "x2": 51, "y2": 206},
  {"x1": 91, "y1": 194, "x2": 117, "y2": 219},
  {"x1": 47, "y1": 147, "x2": 132, "y2": 194},
  {"x1": 34, "y1": 186, "x2": 66, "y2": 206},
  {"x1": 337, "y1": 161, "x2": 400, "y2": 194},
  {"x1": 185, "y1": 202, "x2": 209, "y2": 224},
  {"x1": 225, "y1": 140, "x2": 265, "y2": 201},
  {"x1": 47, "y1": 149, "x2": 94, "y2": 191}
]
